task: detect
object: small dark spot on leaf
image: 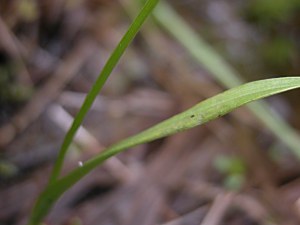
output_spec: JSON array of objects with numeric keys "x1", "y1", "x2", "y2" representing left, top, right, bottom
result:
[{"x1": 190, "y1": 114, "x2": 195, "y2": 118}]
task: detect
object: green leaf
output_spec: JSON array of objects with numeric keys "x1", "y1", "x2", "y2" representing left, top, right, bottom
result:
[
  {"x1": 29, "y1": 77, "x2": 300, "y2": 225},
  {"x1": 152, "y1": 2, "x2": 300, "y2": 158},
  {"x1": 48, "y1": 0, "x2": 160, "y2": 184},
  {"x1": 28, "y1": 0, "x2": 159, "y2": 224}
]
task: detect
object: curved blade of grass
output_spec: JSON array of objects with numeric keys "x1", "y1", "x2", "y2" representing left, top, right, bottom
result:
[
  {"x1": 29, "y1": 77, "x2": 300, "y2": 225},
  {"x1": 152, "y1": 1, "x2": 300, "y2": 158},
  {"x1": 48, "y1": 0, "x2": 159, "y2": 183}
]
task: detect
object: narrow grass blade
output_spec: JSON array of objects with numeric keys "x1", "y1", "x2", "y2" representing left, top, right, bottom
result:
[
  {"x1": 152, "y1": 2, "x2": 300, "y2": 158},
  {"x1": 28, "y1": 0, "x2": 159, "y2": 224},
  {"x1": 48, "y1": 0, "x2": 159, "y2": 183},
  {"x1": 29, "y1": 77, "x2": 300, "y2": 225}
]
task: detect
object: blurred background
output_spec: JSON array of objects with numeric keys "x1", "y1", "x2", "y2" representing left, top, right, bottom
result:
[{"x1": 1, "y1": 0, "x2": 300, "y2": 224}]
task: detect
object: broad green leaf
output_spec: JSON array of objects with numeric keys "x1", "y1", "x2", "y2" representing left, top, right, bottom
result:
[
  {"x1": 152, "y1": 1, "x2": 300, "y2": 158},
  {"x1": 29, "y1": 77, "x2": 300, "y2": 225}
]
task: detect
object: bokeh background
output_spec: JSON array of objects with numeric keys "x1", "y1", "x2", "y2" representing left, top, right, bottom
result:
[{"x1": 1, "y1": 0, "x2": 300, "y2": 224}]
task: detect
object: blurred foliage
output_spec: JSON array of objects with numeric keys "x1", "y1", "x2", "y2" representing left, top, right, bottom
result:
[
  {"x1": 245, "y1": 0, "x2": 300, "y2": 26},
  {"x1": 214, "y1": 155, "x2": 246, "y2": 191},
  {"x1": 0, "y1": 160, "x2": 18, "y2": 179},
  {"x1": 18, "y1": 0, "x2": 38, "y2": 22},
  {"x1": 261, "y1": 36, "x2": 296, "y2": 69},
  {"x1": 241, "y1": 0, "x2": 300, "y2": 75},
  {"x1": 0, "y1": 61, "x2": 32, "y2": 123},
  {"x1": 0, "y1": 66, "x2": 31, "y2": 104},
  {"x1": 69, "y1": 217, "x2": 83, "y2": 225}
]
